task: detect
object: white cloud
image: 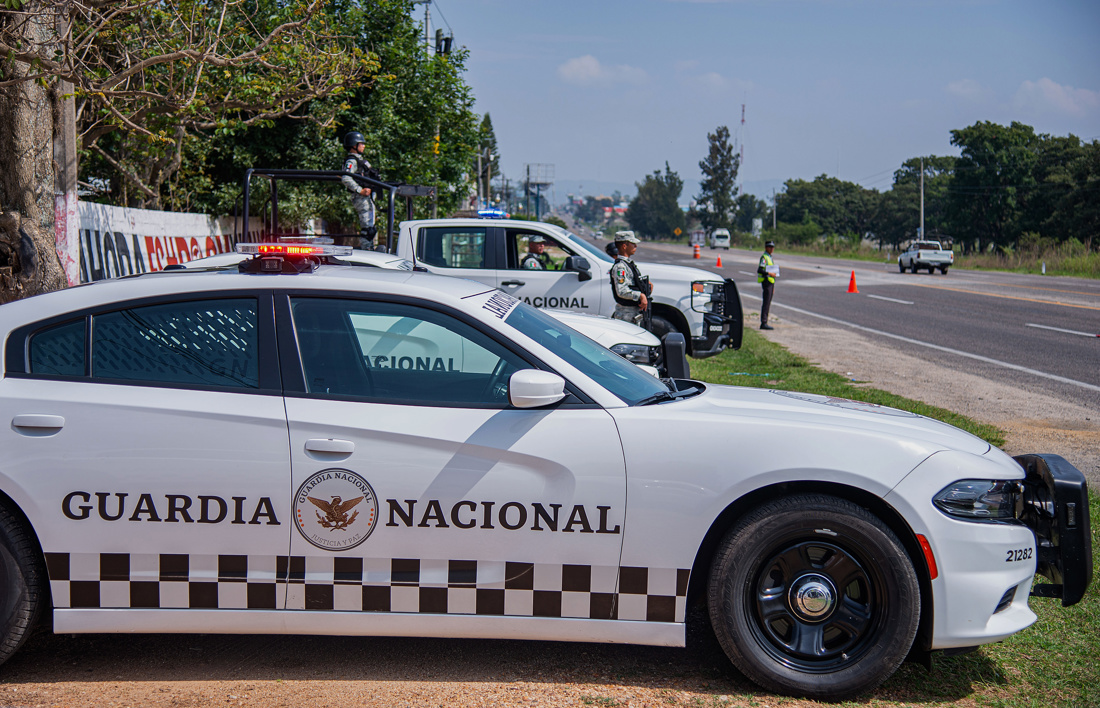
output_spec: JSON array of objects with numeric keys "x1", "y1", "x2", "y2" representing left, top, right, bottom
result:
[
  {"x1": 557, "y1": 55, "x2": 648, "y2": 86},
  {"x1": 945, "y1": 78, "x2": 992, "y2": 102},
  {"x1": 1013, "y1": 77, "x2": 1100, "y2": 117}
]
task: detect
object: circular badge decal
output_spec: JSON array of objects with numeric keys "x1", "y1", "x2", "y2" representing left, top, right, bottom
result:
[{"x1": 294, "y1": 469, "x2": 378, "y2": 551}]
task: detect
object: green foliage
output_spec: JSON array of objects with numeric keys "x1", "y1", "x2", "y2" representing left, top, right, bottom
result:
[
  {"x1": 542, "y1": 215, "x2": 566, "y2": 228},
  {"x1": 164, "y1": 0, "x2": 479, "y2": 222},
  {"x1": 875, "y1": 156, "x2": 956, "y2": 249},
  {"x1": 625, "y1": 162, "x2": 685, "y2": 240},
  {"x1": 732, "y1": 193, "x2": 768, "y2": 234},
  {"x1": 694, "y1": 125, "x2": 739, "y2": 235},
  {"x1": 575, "y1": 195, "x2": 613, "y2": 224},
  {"x1": 779, "y1": 174, "x2": 878, "y2": 239},
  {"x1": 947, "y1": 121, "x2": 1040, "y2": 252}
]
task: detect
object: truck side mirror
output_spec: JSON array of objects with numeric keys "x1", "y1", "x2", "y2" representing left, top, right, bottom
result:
[{"x1": 563, "y1": 256, "x2": 592, "y2": 281}]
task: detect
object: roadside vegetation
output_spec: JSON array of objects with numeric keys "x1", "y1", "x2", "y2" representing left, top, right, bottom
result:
[{"x1": 688, "y1": 328, "x2": 1100, "y2": 706}]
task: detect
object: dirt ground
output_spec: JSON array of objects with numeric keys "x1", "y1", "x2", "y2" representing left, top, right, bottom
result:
[{"x1": 1, "y1": 319, "x2": 1095, "y2": 708}]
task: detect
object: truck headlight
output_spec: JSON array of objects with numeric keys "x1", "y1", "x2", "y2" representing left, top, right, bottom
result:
[
  {"x1": 610, "y1": 343, "x2": 659, "y2": 365},
  {"x1": 933, "y1": 480, "x2": 1020, "y2": 521}
]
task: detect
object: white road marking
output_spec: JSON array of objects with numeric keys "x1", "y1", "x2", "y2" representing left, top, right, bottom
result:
[
  {"x1": 738, "y1": 271, "x2": 756, "y2": 277},
  {"x1": 1026, "y1": 323, "x2": 1100, "y2": 338},
  {"x1": 740, "y1": 294, "x2": 1100, "y2": 392},
  {"x1": 866, "y1": 294, "x2": 914, "y2": 305}
]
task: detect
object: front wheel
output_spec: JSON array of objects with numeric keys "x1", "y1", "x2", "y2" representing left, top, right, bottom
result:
[
  {"x1": 647, "y1": 314, "x2": 677, "y2": 341},
  {"x1": 708, "y1": 494, "x2": 919, "y2": 700},
  {"x1": 0, "y1": 505, "x2": 45, "y2": 668},
  {"x1": 898, "y1": 261, "x2": 905, "y2": 273}
]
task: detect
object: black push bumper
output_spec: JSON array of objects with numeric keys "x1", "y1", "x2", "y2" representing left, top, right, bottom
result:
[
  {"x1": 690, "y1": 278, "x2": 743, "y2": 358},
  {"x1": 1013, "y1": 454, "x2": 1093, "y2": 606}
]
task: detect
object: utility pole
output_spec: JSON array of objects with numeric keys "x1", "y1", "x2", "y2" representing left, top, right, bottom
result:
[
  {"x1": 919, "y1": 157, "x2": 925, "y2": 240},
  {"x1": 411, "y1": 1, "x2": 430, "y2": 49},
  {"x1": 54, "y1": 3, "x2": 80, "y2": 286},
  {"x1": 772, "y1": 189, "x2": 777, "y2": 230}
]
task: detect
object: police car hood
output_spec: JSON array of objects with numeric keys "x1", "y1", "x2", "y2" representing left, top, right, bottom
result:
[{"x1": 684, "y1": 384, "x2": 992, "y2": 457}]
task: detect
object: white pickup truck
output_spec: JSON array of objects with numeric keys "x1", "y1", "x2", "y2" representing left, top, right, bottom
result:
[
  {"x1": 899, "y1": 241, "x2": 954, "y2": 274},
  {"x1": 394, "y1": 217, "x2": 743, "y2": 358}
]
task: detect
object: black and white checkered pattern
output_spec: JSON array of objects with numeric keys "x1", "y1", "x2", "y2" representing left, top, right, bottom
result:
[{"x1": 45, "y1": 553, "x2": 690, "y2": 622}]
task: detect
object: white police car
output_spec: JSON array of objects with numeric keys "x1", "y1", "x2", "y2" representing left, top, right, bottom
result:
[{"x1": 0, "y1": 243, "x2": 1090, "y2": 700}]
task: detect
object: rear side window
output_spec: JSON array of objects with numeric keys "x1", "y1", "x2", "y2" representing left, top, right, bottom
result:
[
  {"x1": 417, "y1": 227, "x2": 487, "y2": 268},
  {"x1": 29, "y1": 319, "x2": 85, "y2": 376},
  {"x1": 92, "y1": 298, "x2": 259, "y2": 388}
]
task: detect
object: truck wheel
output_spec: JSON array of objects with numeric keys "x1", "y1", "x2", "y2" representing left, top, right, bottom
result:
[
  {"x1": 910, "y1": 263, "x2": 918, "y2": 274},
  {"x1": 940, "y1": 267, "x2": 949, "y2": 275},
  {"x1": 0, "y1": 505, "x2": 44, "y2": 668},
  {"x1": 708, "y1": 494, "x2": 919, "y2": 700},
  {"x1": 898, "y1": 261, "x2": 904, "y2": 273},
  {"x1": 648, "y1": 314, "x2": 676, "y2": 341}
]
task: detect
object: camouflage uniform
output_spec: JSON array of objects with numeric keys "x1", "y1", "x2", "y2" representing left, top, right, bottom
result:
[
  {"x1": 610, "y1": 255, "x2": 645, "y2": 325},
  {"x1": 341, "y1": 151, "x2": 376, "y2": 247},
  {"x1": 520, "y1": 252, "x2": 552, "y2": 270}
]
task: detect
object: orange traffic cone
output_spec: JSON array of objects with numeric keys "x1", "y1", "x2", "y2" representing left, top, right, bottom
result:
[
  {"x1": 716, "y1": 255, "x2": 723, "y2": 268},
  {"x1": 847, "y1": 270, "x2": 859, "y2": 293}
]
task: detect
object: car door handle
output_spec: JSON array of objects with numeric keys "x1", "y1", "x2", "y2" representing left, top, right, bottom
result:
[
  {"x1": 501, "y1": 280, "x2": 525, "y2": 287},
  {"x1": 304, "y1": 438, "x2": 355, "y2": 454},
  {"x1": 12, "y1": 414, "x2": 65, "y2": 432}
]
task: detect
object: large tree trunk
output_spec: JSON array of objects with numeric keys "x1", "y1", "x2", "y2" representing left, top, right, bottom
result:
[{"x1": 0, "y1": 2, "x2": 67, "y2": 304}]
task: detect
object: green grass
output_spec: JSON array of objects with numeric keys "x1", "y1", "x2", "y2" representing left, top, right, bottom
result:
[
  {"x1": 690, "y1": 328, "x2": 1100, "y2": 706},
  {"x1": 690, "y1": 328, "x2": 1005, "y2": 446}
]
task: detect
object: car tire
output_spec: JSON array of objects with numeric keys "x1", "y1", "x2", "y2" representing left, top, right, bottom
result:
[
  {"x1": 0, "y1": 504, "x2": 45, "y2": 668},
  {"x1": 940, "y1": 267, "x2": 949, "y2": 275},
  {"x1": 707, "y1": 494, "x2": 920, "y2": 701},
  {"x1": 898, "y1": 261, "x2": 905, "y2": 273}
]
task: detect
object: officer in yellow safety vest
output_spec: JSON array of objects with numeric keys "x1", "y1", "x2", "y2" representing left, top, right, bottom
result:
[{"x1": 757, "y1": 240, "x2": 777, "y2": 330}]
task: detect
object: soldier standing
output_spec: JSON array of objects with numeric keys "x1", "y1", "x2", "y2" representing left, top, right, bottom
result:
[
  {"x1": 340, "y1": 131, "x2": 377, "y2": 248},
  {"x1": 757, "y1": 240, "x2": 778, "y2": 330},
  {"x1": 609, "y1": 231, "x2": 651, "y2": 326}
]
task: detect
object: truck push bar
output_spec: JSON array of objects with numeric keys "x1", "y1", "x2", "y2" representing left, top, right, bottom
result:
[{"x1": 237, "y1": 168, "x2": 435, "y2": 253}]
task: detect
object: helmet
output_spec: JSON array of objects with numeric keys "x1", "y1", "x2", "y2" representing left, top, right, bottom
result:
[{"x1": 343, "y1": 131, "x2": 365, "y2": 151}]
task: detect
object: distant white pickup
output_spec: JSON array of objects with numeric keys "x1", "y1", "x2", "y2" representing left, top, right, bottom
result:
[{"x1": 899, "y1": 240, "x2": 954, "y2": 274}]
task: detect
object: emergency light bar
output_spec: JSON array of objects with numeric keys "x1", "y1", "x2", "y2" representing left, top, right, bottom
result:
[{"x1": 236, "y1": 243, "x2": 353, "y2": 257}]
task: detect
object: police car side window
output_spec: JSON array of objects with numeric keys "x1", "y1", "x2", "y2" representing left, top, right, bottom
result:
[
  {"x1": 292, "y1": 298, "x2": 528, "y2": 407},
  {"x1": 28, "y1": 318, "x2": 85, "y2": 376},
  {"x1": 418, "y1": 227, "x2": 486, "y2": 269},
  {"x1": 91, "y1": 298, "x2": 259, "y2": 388}
]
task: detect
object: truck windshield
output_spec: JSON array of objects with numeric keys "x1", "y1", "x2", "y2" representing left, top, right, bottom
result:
[
  {"x1": 548, "y1": 228, "x2": 614, "y2": 264},
  {"x1": 504, "y1": 303, "x2": 670, "y2": 405}
]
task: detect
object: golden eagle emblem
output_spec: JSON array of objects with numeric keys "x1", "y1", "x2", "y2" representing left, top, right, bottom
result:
[{"x1": 307, "y1": 495, "x2": 364, "y2": 531}]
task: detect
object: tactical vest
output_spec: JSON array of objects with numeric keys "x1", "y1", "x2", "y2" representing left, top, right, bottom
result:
[
  {"x1": 610, "y1": 257, "x2": 646, "y2": 306},
  {"x1": 343, "y1": 153, "x2": 373, "y2": 193},
  {"x1": 758, "y1": 253, "x2": 775, "y2": 284}
]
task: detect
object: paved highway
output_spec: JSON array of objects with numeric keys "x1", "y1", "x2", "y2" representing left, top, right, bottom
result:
[{"x1": 625, "y1": 241, "x2": 1100, "y2": 411}]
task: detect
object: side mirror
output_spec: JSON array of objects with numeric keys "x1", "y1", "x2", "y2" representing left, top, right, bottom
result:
[
  {"x1": 563, "y1": 256, "x2": 592, "y2": 281},
  {"x1": 508, "y1": 370, "x2": 567, "y2": 408}
]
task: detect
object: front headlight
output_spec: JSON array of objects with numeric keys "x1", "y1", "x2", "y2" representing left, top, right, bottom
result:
[
  {"x1": 610, "y1": 343, "x2": 658, "y2": 365},
  {"x1": 933, "y1": 479, "x2": 1020, "y2": 521}
]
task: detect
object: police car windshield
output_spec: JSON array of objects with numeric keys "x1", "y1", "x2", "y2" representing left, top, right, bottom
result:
[{"x1": 504, "y1": 303, "x2": 669, "y2": 405}]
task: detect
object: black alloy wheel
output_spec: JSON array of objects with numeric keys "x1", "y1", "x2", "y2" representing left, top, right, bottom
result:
[
  {"x1": 708, "y1": 494, "x2": 919, "y2": 700},
  {"x1": 0, "y1": 504, "x2": 45, "y2": 668}
]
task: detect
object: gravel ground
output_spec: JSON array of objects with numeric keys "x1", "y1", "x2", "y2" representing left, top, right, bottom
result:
[{"x1": 1, "y1": 317, "x2": 1095, "y2": 708}]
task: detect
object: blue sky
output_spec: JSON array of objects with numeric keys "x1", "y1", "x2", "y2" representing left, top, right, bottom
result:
[{"x1": 428, "y1": 0, "x2": 1100, "y2": 201}]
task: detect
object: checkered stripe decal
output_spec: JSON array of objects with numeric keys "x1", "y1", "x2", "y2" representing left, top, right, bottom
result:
[{"x1": 45, "y1": 554, "x2": 690, "y2": 622}]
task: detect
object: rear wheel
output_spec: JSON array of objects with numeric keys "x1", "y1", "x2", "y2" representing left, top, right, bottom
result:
[
  {"x1": 0, "y1": 505, "x2": 45, "y2": 667},
  {"x1": 940, "y1": 266, "x2": 949, "y2": 275},
  {"x1": 708, "y1": 494, "x2": 919, "y2": 700}
]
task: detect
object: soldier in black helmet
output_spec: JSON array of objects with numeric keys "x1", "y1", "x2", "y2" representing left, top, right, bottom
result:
[{"x1": 341, "y1": 131, "x2": 377, "y2": 248}]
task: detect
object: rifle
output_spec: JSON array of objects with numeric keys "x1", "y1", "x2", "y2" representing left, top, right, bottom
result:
[{"x1": 640, "y1": 275, "x2": 653, "y2": 332}]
